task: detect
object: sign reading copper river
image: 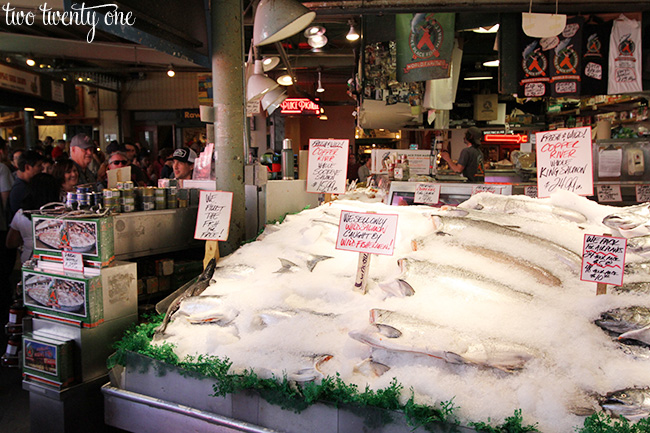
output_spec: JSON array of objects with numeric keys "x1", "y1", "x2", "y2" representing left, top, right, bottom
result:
[
  {"x1": 306, "y1": 138, "x2": 349, "y2": 194},
  {"x1": 535, "y1": 126, "x2": 593, "y2": 198},
  {"x1": 2, "y1": 2, "x2": 135, "y2": 43},
  {"x1": 336, "y1": 211, "x2": 398, "y2": 256}
]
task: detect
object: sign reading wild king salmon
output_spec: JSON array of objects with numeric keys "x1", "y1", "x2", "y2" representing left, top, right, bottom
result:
[
  {"x1": 580, "y1": 234, "x2": 627, "y2": 286},
  {"x1": 307, "y1": 139, "x2": 349, "y2": 194},
  {"x1": 535, "y1": 126, "x2": 593, "y2": 198},
  {"x1": 336, "y1": 211, "x2": 398, "y2": 255}
]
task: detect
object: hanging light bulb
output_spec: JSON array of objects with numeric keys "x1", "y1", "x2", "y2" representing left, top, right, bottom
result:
[
  {"x1": 26, "y1": 55, "x2": 36, "y2": 67},
  {"x1": 167, "y1": 65, "x2": 176, "y2": 77},
  {"x1": 346, "y1": 20, "x2": 359, "y2": 41},
  {"x1": 276, "y1": 74, "x2": 293, "y2": 86},
  {"x1": 316, "y1": 71, "x2": 324, "y2": 93}
]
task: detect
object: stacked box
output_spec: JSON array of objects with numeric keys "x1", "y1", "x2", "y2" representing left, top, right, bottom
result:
[
  {"x1": 23, "y1": 261, "x2": 138, "y2": 328},
  {"x1": 23, "y1": 332, "x2": 75, "y2": 389},
  {"x1": 32, "y1": 215, "x2": 114, "y2": 267}
]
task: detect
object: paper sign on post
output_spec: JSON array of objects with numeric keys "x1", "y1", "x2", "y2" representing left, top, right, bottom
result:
[
  {"x1": 194, "y1": 190, "x2": 233, "y2": 241},
  {"x1": 336, "y1": 211, "x2": 398, "y2": 256},
  {"x1": 636, "y1": 185, "x2": 650, "y2": 203},
  {"x1": 596, "y1": 184, "x2": 622, "y2": 203},
  {"x1": 535, "y1": 126, "x2": 593, "y2": 198},
  {"x1": 524, "y1": 186, "x2": 538, "y2": 198},
  {"x1": 63, "y1": 251, "x2": 84, "y2": 273},
  {"x1": 414, "y1": 183, "x2": 440, "y2": 204},
  {"x1": 580, "y1": 234, "x2": 627, "y2": 286},
  {"x1": 307, "y1": 139, "x2": 349, "y2": 194}
]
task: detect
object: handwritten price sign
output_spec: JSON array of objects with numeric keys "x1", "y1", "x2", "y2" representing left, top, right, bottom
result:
[
  {"x1": 63, "y1": 251, "x2": 84, "y2": 273},
  {"x1": 194, "y1": 190, "x2": 233, "y2": 241},
  {"x1": 636, "y1": 185, "x2": 650, "y2": 203},
  {"x1": 307, "y1": 139, "x2": 349, "y2": 194},
  {"x1": 414, "y1": 183, "x2": 440, "y2": 204},
  {"x1": 596, "y1": 184, "x2": 622, "y2": 203},
  {"x1": 580, "y1": 234, "x2": 627, "y2": 286},
  {"x1": 336, "y1": 211, "x2": 398, "y2": 256},
  {"x1": 535, "y1": 126, "x2": 593, "y2": 198}
]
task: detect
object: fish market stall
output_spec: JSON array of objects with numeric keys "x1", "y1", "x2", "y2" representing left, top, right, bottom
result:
[{"x1": 105, "y1": 191, "x2": 650, "y2": 433}]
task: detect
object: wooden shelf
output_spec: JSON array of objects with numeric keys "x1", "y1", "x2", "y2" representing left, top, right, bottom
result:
[{"x1": 546, "y1": 97, "x2": 647, "y2": 118}]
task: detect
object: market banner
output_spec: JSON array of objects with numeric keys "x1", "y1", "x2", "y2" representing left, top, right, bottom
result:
[
  {"x1": 549, "y1": 16, "x2": 584, "y2": 98},
  {"x1": 396, "y1": 13, "x2": 455, "y2": 83},
  {"x1": 518, "y1": 33, "x2": 550, "y2": 98},
  {"x1": 581, "y1": 17, "x2": 611, "y2": 96}
]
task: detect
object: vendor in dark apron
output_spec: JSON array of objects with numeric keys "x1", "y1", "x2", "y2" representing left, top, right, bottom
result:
[{"x1": 440, "y1": 127, "x2": 484, "y2": 182}]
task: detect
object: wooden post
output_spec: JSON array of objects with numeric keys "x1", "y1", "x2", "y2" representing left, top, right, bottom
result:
[
  {"x1": 204, "y1": 240, "x2": 220, "y2": 269},
  {"x1": 354, "y1": 252, "x2": 371, "y2": 294}
]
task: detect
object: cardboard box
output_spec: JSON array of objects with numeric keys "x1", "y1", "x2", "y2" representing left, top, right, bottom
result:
[
  {"x1": 32, "y1": 215, "x2": 114, "y2": 266},
  {"x1": 474, "y1": 94, "x2": 498, "y2": 121},
  {"x1": 23, "y1": 261, "x2": 137, "y2": 327},
  {"x1": 145, "y1": 276, "x2": 159, "y2": 294},
  {"x1": 23, "y1": 332, "x2": 75, "y2": 389},
  {"x1": 155, "y1": 258, "x2": 174, "y2": 276}
]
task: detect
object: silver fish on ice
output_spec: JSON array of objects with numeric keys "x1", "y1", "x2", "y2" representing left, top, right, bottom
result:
[{"x1": 601, "y1": 387, "x2": 650, "y2": 422}]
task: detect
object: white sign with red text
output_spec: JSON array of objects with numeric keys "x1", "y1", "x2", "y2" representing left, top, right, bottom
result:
[
  {"x1": 307, "y1": 139, "x2": 349, "y2": 194},
  {"x1": 580, "y1": 234, "x2": 627, "y2": 286},
  {"x1": 535, "y1": 126, "x2": 593, "y2": 198},
  {"x1": 414, "y1": 183, "x2": 440, "y2": 204},
  {"x1": 336, "y1": 211, "x2": 398, "y2": 256}
]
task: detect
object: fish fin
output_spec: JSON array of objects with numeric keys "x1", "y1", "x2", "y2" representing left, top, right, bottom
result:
[
  {"x1": 618, "y1": 325, "x2": 650, "y2": 345},
  {"x1": 306, "y1": 255, "x2": 333, "y2": 272},
  {"x1": 275, "y1": 258, "x2": 299, "y2": 273}
]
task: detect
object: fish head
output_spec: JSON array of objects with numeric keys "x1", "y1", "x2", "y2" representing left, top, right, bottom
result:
[
  {"x1": 601, "y1": 388, "x2": 650, "y2": 421},
  {"x1": 603, "y1": 213, "x2": 648, "y2": 230}
]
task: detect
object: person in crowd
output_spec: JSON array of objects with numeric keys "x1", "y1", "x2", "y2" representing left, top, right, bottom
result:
[
  {"x1": 139, "y1": 151, "x2": 157, "y2": 186},
  {"x1": 69, "y1": 133, "x2": 96, "y2": 185},
  {"x1": 104, "y1": 151, "x2": 131, "y2": 186},
  {"x1": 440, "y1": 126, "x2": 484, "y2": 183},
  {"x1": 9, "y1": 147, "x2": 23, "y2": 174},
  {"x1": 172, "y1": 147, "x2": 196, "y2": 181},
  {"x1": 43, "y1": 136, "x2": 54, "y2": 158},
  {"x1": 347, "y1": 152, "x2": 361, "y2": 183},
  {"x1": 357, "y1": 155, "x2": 372, "y2": 183},
  {"x1": 6, "y1": 173, "x2": 60, "y2": 264},
  {"x1": 0, "y1": 136, "x2": 15, "y2": 289},
  {"x1": 52, "y1": 159, "x2": 79, "y2": 201},
  {"x1": 160, "y1": 150, "x2": 174, "y2": 179},
  {"x1": 52, "y1": 139, "x2": 68, "y2": 160},
  {"x1": 153, "y1": 148, "x2": 172, "y2": 180},
  {"x1": 42, "y1": 157, "x2": 54, "y2": 175},
  {"x1": 88, "y1": 142, "x2": 105, "y2": 177},
  {"x1": 123, "y1": 142, "x2": 147, "y2": 186},
  {"x1": 8, "y1": 150, "x2": 44, "y2": 220}
]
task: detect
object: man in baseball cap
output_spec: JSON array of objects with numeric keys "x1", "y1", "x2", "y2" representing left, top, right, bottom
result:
[
  {"x1": 172, "y1": 147, "x2": 196, "y2": 180},
  {"x1": 69, "y1": 133, "x2": 96, "y2": 185}
]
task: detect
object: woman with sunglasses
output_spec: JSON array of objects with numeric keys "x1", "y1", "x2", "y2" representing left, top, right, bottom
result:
[{"x1": 52, "y1": 159, "x2": 79, "y2": 201}]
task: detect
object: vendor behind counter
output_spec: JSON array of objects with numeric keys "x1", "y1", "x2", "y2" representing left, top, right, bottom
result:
[{"x1": 440, "y1": 127, "x2": 484, "y2": 182}]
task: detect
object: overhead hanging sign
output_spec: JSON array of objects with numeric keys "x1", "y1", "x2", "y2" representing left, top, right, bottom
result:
[
  {"x1": 0, "y1": 64, "x2": 40, "y2": 97},
  {"x1": 535, "y1": 126, "x2": 593, "y2": 198},
  {"x1": 396, "y1": 13, "x2": 455, "y2": 82},
  {"x1": 280, "y1": 98, "x2": 320, "y2": 116},
  {"x1": 306, "y1": 139, "x2": 348, "y2": 194}
]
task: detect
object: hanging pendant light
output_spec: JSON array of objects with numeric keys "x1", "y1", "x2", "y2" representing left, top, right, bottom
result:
[
  {"x1": 253, "y1": 0, "x2": 316, "y2": 46},
  {"x1": 262, "y1": 86, "x2": 288, "y2": 114},
  {"x1": 316, "y1": 72, "x2": 324, "y2": 93},
  {"x1": 346, "y1": 20, "x2": 360, "y2": 41},
  {"x1": 247, "y1": 59, "x2": 280, "y2": 102}
]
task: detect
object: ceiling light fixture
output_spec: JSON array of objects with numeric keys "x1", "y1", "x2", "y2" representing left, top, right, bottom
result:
[
  {"x1": 253, "y1": 0, "x2": 315, "y2": 46},
  {"x1": 307, "y1": 33, "x2": 327, "y2": 49},
  {"x1": 33, "y1": 115, "x2": 45, "y2": 120},
  {"x1": 464, "y1": 72, "x2": 493, "y2": 81},
  {"x1": 262, "y1": 56, "x2": 280, "y2": 71},
  {"x1": 24, "y1": 107, "x2": 35, "y2": 112},
  {"x1": 26, "y1": 56, "x2": 36, "y2": 67},
  {"x1": 45, "y1": 111, "x2": 57, "y2": 117},
  {"x1": 304, "y1": 25, "x2": 325, "y2": 37},
  {"x1": 483, "y1": 59, "x2": 500, "y2": 67},
  {"x1": 276, "y1": 74, "x2": 293, "y2": 86},
  {"x1": 247, "y1": 59, "x2": 280, "y2": 101},
  {"x1": 346, "y1": 20, "x2": 360, "y2": 41},
  {"x1": 316, "y1": 71, "x2": 324, "y2": 93},
  {"x1": 473, "y1": 24, "x2": 499, "y2": 33},
  {"x1": 167, "y1": 65, "x2": 175, "y2": 77},
  {"x1": 261, "y1": 86, "x2": 288, "y2": 114}
]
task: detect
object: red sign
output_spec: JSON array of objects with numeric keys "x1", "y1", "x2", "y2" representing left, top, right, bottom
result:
[
  {"x1": 280, "y1": 98, "x2": 320, "y2": 115},
  {"x1": 484, "y1": 133, "x2": 529, "y2": 144}
]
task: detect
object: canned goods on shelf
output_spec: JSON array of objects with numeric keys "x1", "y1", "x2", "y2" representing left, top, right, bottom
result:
[
  {"x1": 122, "y1": 204, "x2": 135, "y2": 213},
  {"x1": 123, "y1": 181, "x2": 134, "y2": 190}
]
